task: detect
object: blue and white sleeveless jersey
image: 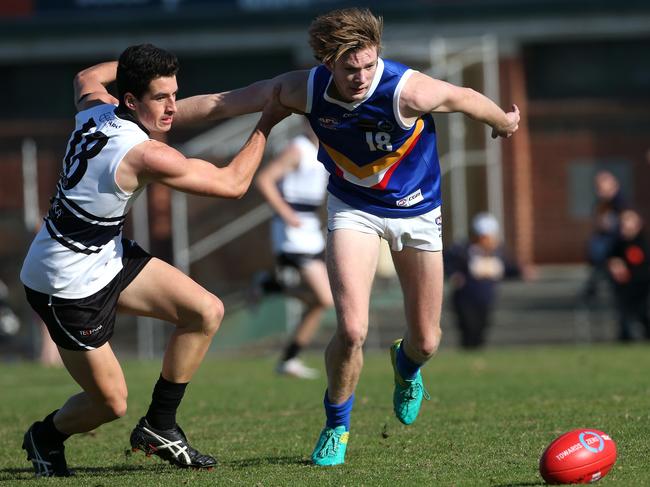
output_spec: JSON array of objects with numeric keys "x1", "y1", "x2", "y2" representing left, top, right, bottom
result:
[
  {"x1": 20, "y1": 104, "x2": 149, "y2": 298},
  {"x1": 305, "y1": 58, "x2": 441, "y2": 218}
]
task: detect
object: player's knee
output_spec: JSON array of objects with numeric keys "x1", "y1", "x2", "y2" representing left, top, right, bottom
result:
[
  {"x1": 309, "y1": 295, "x2": 334, "y2": 310},
  {"x1": 319, "y1": 292, "x2": 334, "y2": 309},
  {"x1": 337, "y1": 326, "x2": 367, "y2": 350},
  {"x1": 418, "y1": 341, "x2": 438, "y2": 360},
  {"x1": 108, "y1": 399, "x2": 128, "y2": 419},
  {"x1": 200, "y1": 294, "x2": 224, "y2": 337},
  {"x1": 417, "y1": 328, "x2": 442, "y2": 359},
  {"x1": 103, "y1": 392, "x2": 128, "y2": 420}
]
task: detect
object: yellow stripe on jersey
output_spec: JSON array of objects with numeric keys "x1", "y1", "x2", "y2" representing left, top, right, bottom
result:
[{"x1": 320, "y1": 119, "x2": 424, "y2": 179}]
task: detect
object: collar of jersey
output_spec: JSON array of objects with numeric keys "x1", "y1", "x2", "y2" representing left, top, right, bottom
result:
[
  {"x1": 113, "y1": 105, "x2": 151, "y2": 136},
  {"x1": 323, "y1": 58, "x2": 384, "y2": 111}
]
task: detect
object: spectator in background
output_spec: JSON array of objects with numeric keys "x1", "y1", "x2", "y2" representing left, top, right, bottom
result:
[
  {"x1": 0, "y1": 278, "x2": 20, "y2": 340},
  {"x1": 584, "y1": 170, "x2": 627, "y2": 301},
  {"x1": 445, "y1": 213, "x2": 524, "y2": 349},
  {"x1": 606, "y1": 208, "x2": 650, "y2": 342},
  {"x1": 253, "y1": 123, "x2": 333, "y2": 379},
  {"x1": 0, "y1": 278, "x2": 58, "y2": 367}
]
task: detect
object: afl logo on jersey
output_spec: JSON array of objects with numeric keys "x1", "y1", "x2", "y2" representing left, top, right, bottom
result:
[
  {"x1": 99, "y1": 111, "x2": 121, "y2": 129},
  {"x1": 396, "y1": 189, "x2": 424, "y2": 208},
  {"x1": 377, "y1": 120, "x2": 395, "y2": 132},
  {"x1": 318, "y1": 116, "x2": 340, "y2": 130},
  {"x1": 356, "y1": 118, "x2": 395, "y2": 132}
]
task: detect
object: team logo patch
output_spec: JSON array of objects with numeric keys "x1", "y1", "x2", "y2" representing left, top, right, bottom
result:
[
  {"x1": 99, "y1": 111, "x2": 121, "y2": 129},
  {"x1": 318, "y1": 117, "x2": 340, "y2": 129},
  {"x1": 377, "y1": 120, "x2": 395, "y2": 132},
  {"x1": 355, "y1": 118, "x2": 395, "y2": 132},
  {"x1": 50, "y1": 199, "x2": 63, "y2": 219}
]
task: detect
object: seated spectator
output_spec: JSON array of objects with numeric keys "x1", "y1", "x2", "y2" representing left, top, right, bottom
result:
[
  {"x1": 607, "y1": 209, "x2": 650, "y2": 342},
  {"x1": 584, "y1": 170, "x2": 627, "y2": 300},
  {"x1": 0, "y1": 279, "x2": 20, "y2": 339}
]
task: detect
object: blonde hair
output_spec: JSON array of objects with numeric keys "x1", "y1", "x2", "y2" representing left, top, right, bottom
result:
[{"x1": 308, "y1": 8, "x2": 383, "y2": 64}]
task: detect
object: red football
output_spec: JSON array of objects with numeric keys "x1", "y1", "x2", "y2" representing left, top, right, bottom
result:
[{"x1": 539, "y1": 429, "x2": 616, "y2": 484}]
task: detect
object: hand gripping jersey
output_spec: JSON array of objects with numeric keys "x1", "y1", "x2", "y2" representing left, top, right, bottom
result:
[
  {"x1": 271, "y1": 135, "x2": 328, "y2": 255},
  {"x1": 305, "y1": 58, "x2": 441, "y2": 218},
  {"x1": 20, "y1": 104, "x2": 149, "y2": 298}
]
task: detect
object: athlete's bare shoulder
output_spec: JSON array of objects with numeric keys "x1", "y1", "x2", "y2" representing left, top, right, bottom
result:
[
  {"x1": 76, "y1": 93, "x2": 119, "y2": 113},
  {"x1": 274, "y1": 70, "x2": 310, "y2": 114}
]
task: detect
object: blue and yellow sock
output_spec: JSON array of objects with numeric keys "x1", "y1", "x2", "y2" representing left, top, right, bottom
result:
[
  {"x1": 324, "y1": 390, "x2": 354, "y2": 431},
  {"x1": 396, "y1": 344, "x2": 421, "y2": 381}
]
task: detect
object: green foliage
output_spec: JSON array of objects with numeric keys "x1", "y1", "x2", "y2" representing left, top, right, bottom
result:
[{"x1": 1, "y1": 344, "x2": 648, "y2": 486}]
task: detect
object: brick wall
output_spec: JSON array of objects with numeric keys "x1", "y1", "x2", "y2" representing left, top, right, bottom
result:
[{"x1": 528, "y1": 102, "x2": 650, "y2": 263}]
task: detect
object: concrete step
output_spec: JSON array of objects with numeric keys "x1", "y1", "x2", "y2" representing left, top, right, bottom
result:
[{"x1": 313, "y1": 265, "x2": 622, "y2": 350}]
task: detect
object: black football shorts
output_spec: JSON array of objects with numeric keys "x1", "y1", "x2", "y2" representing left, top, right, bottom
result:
[
  {"x1": 276, "y1": 251, "x2": 325, "y2": 269},
  {"x1": 24, "y1": 239, "x2": 152, "y2": 351}
]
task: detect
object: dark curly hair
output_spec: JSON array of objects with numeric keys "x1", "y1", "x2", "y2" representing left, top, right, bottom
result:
[{"x1": 116, "y1": 44, "x2": 179, "y2": 107}]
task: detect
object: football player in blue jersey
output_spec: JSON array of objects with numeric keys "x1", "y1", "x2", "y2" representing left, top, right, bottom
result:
[
  {"x1": 19, "y1": 44, "x2": 290, "y2": 477},
  {"x1": 180, "y1": 7, "x2": 519, "y2": 466}
]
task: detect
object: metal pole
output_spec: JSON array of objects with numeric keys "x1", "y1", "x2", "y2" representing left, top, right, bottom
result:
[
  {"x1": 187, "y1": 204, "x2": 274, "y2": 263},
  {"x1": 482, "y1": 35, "x2": 505, "y2": 237},
  {"x1": 448, "y1": 61, "x2": 469, "y2": 242},
  {"x1": 22, "y1": 138, "x2": 40, "y2": 232},
  {"x1": 132, "y1": 189, "x2": 155, "y2": 360},
  {"x1": 171, "y1": 190, "x2": 190, "y2": 275},
  {"x1": 21, "y1": 138, "x2": 41, "y2": 360}
]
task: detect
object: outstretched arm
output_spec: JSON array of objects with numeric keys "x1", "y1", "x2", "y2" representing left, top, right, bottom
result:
[
  {"x1": 255, "y1": 140, "x2": 302, "y2": 227},
  {"x1": 73, "y1": 61, "x2": 119, "y2": 112},
  {"x1": 120, "y1": 86, "x2": 292, "y2": 198},
  {"x1": 400, "y1": 72, "x2": 519, "y2": 138},
  {"x1": 173, "y1": 70, "x2": 309, "y2": 126}
]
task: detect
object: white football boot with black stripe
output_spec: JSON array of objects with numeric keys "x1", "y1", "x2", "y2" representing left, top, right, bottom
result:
[
  {"x1": 130, "y1": 417, "x2": 217, "y2": 469},
  {"x1": 22, "y1": 422, "x2": 73, "y2": 477}
]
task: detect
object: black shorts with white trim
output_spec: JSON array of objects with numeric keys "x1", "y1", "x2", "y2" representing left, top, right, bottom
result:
[{"x1": 24, "y1": 239, "x2": 152, "y2": 351}]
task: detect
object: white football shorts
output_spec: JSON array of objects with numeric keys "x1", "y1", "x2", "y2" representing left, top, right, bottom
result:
[{"x1": 326, "y1": 194, "x2": 443, "y2": 252}]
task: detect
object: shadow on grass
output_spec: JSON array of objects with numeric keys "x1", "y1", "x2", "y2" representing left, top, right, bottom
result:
[
  {"x1": 0, "y1": 463, "x2": 174, "y2": 482},
  {"x1": 492, "y1": 482, "x2": 545, "y2": 487},
  {"x1": 228, "y1": 455, "x2": 311, "y2": 469},
  {"x1": 1, "y1": 458, "x2": 311, "y2": 481},
  {"x1": 0, "y1": 467, "x2": 34, "y2": 482}
]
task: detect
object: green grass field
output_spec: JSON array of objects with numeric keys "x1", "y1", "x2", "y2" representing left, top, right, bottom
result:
[{"x1": 1, "y1": 344, "x2": 648, "y2": 486}]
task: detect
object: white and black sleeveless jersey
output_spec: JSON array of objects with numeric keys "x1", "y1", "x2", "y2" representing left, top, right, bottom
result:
[
  {"x1": 271, "y1": 135, "x2": 329, "y2": 255},
  {"x1": 20, "y1": 104, "x2": 150, "y2": 298}
]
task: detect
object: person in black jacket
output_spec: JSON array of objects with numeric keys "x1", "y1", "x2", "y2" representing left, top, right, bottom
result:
[
  {"x1": 584, "y1": 170, "x2": 627, "y2": 301},
  {"x1": 607, "y1": 208, "x2": 650, "y2": 342},
  {"x1": 445, "y1": 213, "x2": 522, "y2": 349}
]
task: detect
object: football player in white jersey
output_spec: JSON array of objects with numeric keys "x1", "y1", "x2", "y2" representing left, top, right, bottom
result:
[
  {"x1": 20, "y1": 44, "x2": 290, "y2": 477},
  {"x1": 254, "y1": 124, "x2": 333, "y2": 379},
  {"x1": 155, "y1": 8, "x2": 520, "y2": 466}
]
